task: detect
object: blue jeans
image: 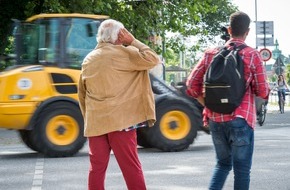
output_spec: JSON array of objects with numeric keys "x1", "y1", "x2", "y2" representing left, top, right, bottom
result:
[
  {"x1": 208, "y1": 118, "x2": 254, "y2": 190},
  {"x1": 278, "y1": 89, "x2": 286, "y2": 112},
  {"x1": 278, "y1": 89, "x2": 286, "y2": 101}
]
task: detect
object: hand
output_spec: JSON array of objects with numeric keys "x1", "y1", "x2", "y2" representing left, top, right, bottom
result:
[
  {"x1": 118, "y1": 28, "x2": 135, "y2": 45},
  {"x1": 196, "y1": 95, "x2": 205, "y2": 106}
]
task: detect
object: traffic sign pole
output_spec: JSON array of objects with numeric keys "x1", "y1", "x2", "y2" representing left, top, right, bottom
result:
[{"x1": 256, "y1": 21, "x2": 274, "y2": 48}]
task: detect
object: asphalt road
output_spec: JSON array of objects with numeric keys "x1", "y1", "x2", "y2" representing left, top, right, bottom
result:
[{"x1": 0, "y1": 105, "x2": 290, "y2": 190}]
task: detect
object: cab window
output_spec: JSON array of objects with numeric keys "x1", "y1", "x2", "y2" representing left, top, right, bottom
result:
[{"x1": 65, "y1": 18, "x2": 100, "y2": 69}]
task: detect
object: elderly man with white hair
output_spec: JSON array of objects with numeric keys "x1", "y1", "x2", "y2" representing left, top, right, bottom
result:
[{"x1": 78, "y1": 19, "x2": 160, "y2": 190}]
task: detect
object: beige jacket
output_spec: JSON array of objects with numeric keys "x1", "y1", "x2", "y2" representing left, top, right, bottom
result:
[{"x1": 78, "y1": 39, "x2": 160, "y2": 137}]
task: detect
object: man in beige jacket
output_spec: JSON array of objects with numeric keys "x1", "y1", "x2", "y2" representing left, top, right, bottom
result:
[{"x1": 78, "y1": 19, "x2": 160, "y2": 190}]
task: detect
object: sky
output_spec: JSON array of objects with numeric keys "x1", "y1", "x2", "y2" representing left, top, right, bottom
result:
[{"x1": 232, "y1": 0, "x2": 290, "y2": 57}]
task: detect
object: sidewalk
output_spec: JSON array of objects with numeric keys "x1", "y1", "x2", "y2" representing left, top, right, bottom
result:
[{"x1": 266, "y1": 104, "x2": 290, "y2": 113}]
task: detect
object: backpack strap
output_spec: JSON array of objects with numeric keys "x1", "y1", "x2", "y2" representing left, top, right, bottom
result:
[{"x1": 237, "y1": 44, "x2": 248, "y2": 51}]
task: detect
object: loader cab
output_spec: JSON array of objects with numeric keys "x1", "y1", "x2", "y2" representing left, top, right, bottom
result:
[{"x1": 12, "y1": 14, "x2": 108, "y2": 70}]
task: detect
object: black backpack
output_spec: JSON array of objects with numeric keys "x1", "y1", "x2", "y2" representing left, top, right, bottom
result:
[{"x1": 204, "y1": 43, "x2": 247, "y2": 114}]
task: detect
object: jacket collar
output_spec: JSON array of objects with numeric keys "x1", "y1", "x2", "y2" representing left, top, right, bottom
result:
[
  {"x1": 95, "y1": 42, "x2": 113, "y2": 49},
  {"x1": 226, "y1": 38, "x2": 247, "y2": 46}
]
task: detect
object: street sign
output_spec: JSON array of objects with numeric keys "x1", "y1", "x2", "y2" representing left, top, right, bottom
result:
[
  {"x1": 256, "y1": 37, "x2": 274, "y2": 47},
  {"x1": 275, "y1": 67, "x2": 284, "y2": 75},
  {"x1": 256, "y1": 21, "x2": 274, "y2": 35},
  {"x1": 272, "y1": 56, "x2": 285, "y2": 75},
  {"x1": 259, "y1": 48, "x2": 272, "y2": 61}
]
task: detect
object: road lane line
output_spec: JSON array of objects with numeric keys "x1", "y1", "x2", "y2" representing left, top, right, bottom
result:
[{"x1": 31, "y1": 155, "x2": 44, "y2": 190}]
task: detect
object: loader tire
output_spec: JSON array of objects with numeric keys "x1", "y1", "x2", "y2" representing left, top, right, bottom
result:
[
  {"x1": 30, "y1": 102, "x2": 86, "y2": 157},
  {"x1": 19, "y1": 130, "x2": 39, "y2": 152},
  {"x1": 147, "y1": 97, "x2": 201, "y2": 152},
  {"x1": 137, "y1": 127, "x2": 152, "y2": 148}
]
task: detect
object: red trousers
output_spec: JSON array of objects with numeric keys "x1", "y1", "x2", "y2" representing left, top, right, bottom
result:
[{"x1": 88, "y1": 129, "x2": 146, "y2": 190}]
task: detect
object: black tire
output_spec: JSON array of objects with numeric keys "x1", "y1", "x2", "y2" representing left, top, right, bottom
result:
[
  {"x1": 258, "y1": 104, "x2": 266, "y2": 126},
  {"x1": 146, "y1": 97, "x2": 201, "y2": 152},
  {"x1": 18, "y1": 130, "x2": 39, "y2": 152},
  {"x1": 137, "y1": 127, "x2": 152, "y2": 148},
  {"x1": 30, "y1": 102, "x2": 86, "y2": 157}
]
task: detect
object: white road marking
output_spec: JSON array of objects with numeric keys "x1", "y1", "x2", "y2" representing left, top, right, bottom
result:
[{"x1": 31, "y1": 155, "x2": 44, "y2": 190}]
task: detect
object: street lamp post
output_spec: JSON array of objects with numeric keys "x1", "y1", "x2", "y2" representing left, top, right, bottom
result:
[{"x1": 255, "y1": 0, "x2": 258, "y2": 49}]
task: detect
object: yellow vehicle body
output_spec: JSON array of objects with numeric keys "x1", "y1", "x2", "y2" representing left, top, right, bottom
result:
[{"x1": 0, "y1": 66, "x2": 80, "y2": 129}]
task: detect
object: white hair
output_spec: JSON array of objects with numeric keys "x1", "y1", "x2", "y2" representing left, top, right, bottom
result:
[{"x1": 97, "y1": 19, "x2": 124, "y2": 43}]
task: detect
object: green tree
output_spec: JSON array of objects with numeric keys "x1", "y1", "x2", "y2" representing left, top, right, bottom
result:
[
  {"x1": 165, "y1": 48, "x2": 179, "y2": 66},
  {"x1": 0, "y1": 0, "x2": 29, "y2": 53},
  {"x1": 285, "y1": 64, "x2": 290, "y2": 85}
]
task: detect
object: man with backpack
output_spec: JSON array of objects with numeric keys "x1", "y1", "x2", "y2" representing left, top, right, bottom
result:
[{"x1": 186, "y1": 11, "x2": 270, "y2": 190}]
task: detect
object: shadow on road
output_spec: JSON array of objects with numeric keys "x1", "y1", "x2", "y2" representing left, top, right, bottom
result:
[{"x1": 0, "y1": 152, "x2": 39, "y2": 159}]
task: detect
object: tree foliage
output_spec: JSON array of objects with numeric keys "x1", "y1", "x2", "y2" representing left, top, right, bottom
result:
[
  {"x1": 0, "y1": 0, "x2": 237, "y2": 66},
  {"x1": 286, "y1": 64, "x2": 290, "y2": 85}
]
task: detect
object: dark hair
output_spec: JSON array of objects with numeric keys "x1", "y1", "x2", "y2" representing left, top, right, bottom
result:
[
  {"x1": 278, "y1": 74, "x2": 284, "y2": 81},
  {"x1": 229, "y1": 11, "x2": 251, "y2": 37},
  {"x1": 277, "y1": 75, "x2": 286, "y2": 85}
]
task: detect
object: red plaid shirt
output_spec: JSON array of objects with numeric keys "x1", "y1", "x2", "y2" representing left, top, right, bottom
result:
[{"x1": 186, "y1": 38, "x2": 270, "y2": 129}]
